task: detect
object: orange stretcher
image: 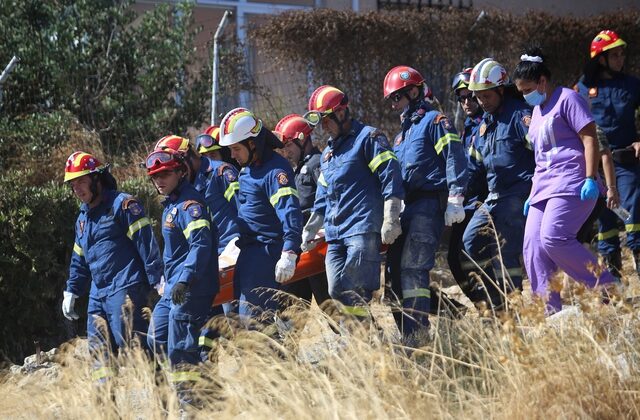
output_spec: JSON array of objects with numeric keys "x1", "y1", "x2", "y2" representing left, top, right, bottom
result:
[{"x1": 213, "y1": 237, "x2": 329, "y2": 306}]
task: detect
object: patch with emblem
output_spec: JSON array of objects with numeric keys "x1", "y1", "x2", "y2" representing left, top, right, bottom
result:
[
  {"x1": 222, "y1": 167, "x2": 237, "y2": 183},
  {"x1": 79, "y1": 221, "x2": 85, "y2": 237},
  {"x1": 276, "y1": 171, "x2": 289, "y2": 186},
  {"x1": 588, "y1": 87, "x2": 598, "y2": 98},
  {"x1": 127, "y1": 200, "x2": 143, "y2": 216},
  {"x1": 400, "y1": 71, "x2": 410, "y2": 80},
  {"x1": 373, "y1": 132, "x2": 391, "y2": 149},
  {"x1": 188, "y1": 204, "x2": 202, "y2": 219},
  {"x1": 164, "y1": 213, "x2": 174, "y2": 228},
  {"x1": 479, "y1": 123, "x2": 487, "y2": 136},
  {"x1": 171, "y1": 207, "x2": 178, "y2": 216},
  {"x1": 440, "y1": 117, "x2": 452, "y2": 130},
  {"x1": 522, "y1": 115, "x2": 531, "y2": 127}
]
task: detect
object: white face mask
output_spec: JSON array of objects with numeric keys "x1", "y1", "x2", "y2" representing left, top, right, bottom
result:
[{"x1": 523, "y1": 79, "x2": 547, "y2": 107}]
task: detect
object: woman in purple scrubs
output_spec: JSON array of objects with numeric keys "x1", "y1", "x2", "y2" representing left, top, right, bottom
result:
[{"x1": 514, "y1": 47, "x2": 617, "y2": 313}]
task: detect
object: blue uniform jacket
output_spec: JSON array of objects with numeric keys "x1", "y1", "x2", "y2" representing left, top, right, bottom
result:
[
  {"x1": 576, "y1": 74, "x2": 640, "y2": 150},
  {"x1": 463, "y1": 114, "x2": 488, "y2": 209},
  {"x1": 236, "y1": 151, "x2": 303, "y2": 253},
  {"x1": 394, "y1": 103, "x2": 468, "y2": 198},
  {"x1": 194, "y1": 156, "x2": 240, "y2": 254},
  {"x1": 66, "y1": 189, "x2": 163, "y2": 298},
  {"x1": 161, "y1": 180, "x2": 219, "y2": 298},
  {"x1": 314, "y1": 119, "x2": 405, "y2": 242},
  {"x1": 471, "y1": 97, "x2": 534, "y2": 200}
]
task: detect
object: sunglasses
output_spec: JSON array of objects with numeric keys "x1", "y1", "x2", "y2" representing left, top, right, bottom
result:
[
  {"x1": 145, "y1": 151, "x2": 175, "y2": 169},
  {"x1": 303, "y1": 110, "x2": 331, "y2": 127},
  {"x1": 390, "y1": 92, "x2": 406, "y2": 103},
  {"x1": 457, "y1": 94, "x2": 476, "y2": 103}
]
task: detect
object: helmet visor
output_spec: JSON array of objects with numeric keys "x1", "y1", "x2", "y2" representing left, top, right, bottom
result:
[
  {"x1": 303, "y1": 110, "x2": 331, "y2": 127},
  {"x1": 196, "y1": 134, "x2": 220, "y2": 152}
]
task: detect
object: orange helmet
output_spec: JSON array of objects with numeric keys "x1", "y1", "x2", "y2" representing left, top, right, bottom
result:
[
  {"x1": 196, "y1": 126, "x2": 221, "y2": 154},
  {"x1": 154, "y1": 135, "x2": 191, "y2": 154},
  {"x1": 274, "y1": 114, "x2": 313, "y2": 144},
  {"x1": 590, "y1": 30, "x2": 626, "y2": 59},
  {"x1": 145, "y1": 150, "x2": 186, "y2": 176},
  {"x1": 64, "y1": 151, "x2": 106, "y2": 182},
  {"x1": 383, "y1": 66, "x2": 425, "y2": 99}
]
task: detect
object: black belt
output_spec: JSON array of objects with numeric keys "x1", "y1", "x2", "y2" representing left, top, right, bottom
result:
[
  {"x1": 611, "y1": 148, "x2": 639, "y2": 166},
  {"x1": 405, "y1": 190, "x2": 445, "y2": 204}
]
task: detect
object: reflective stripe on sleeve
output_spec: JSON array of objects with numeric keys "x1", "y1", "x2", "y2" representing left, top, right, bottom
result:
[
  {"x1": 368, "y1": 150, "x2": 397, "y2": 172},
  {"x1": 434, "y1": 133, "x2": 461, "y2": 154},
  {"x1": 183, "y1": 219, "x2": 210, "y2": 239},
  {"x1": 318, "y1": 172, "x2": 328, "y2": 187},
  {"x1": 73, "y1": 243, "x2": 84, "y2": 256},
  {"x1": 402, "y1": 288, "x2": 431, "y2": 300},
  {"x1": 127, "y1": 217, "x2": 150, "y2": 239},
  {"x1": 224, "y1": 182, "x2": 239, "y2": 201},
  {"x1": 269, "y1": 187, "x2": 299, "y2": 207}
]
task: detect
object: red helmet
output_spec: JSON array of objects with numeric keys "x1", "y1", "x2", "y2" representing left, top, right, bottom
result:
[
  {"x1": 196, "y1": 126, "x2": 221, "y2": 154},
  {"x1": 451, "y1": 68, "x2": 473, "y2": 92},
  {"x1": 383, "y1": 66, "x2": 425, "y2": 99},
  {"x1": 64, "y1": 151, "x2": 106, "y2": 182},
  {"x1": 274, "y1": 114, "x2": 313, "y2": 144},
  {"x1": 154, "y1": 135, "x2": 191, "y2": 154},
  {"x1": 307, "y1": 85, "x2": 348, "y2": 113},
  {"x1": 590, "y1": 30, "x2": 626, "y2": 59},
  {"x1": 145, "y1": 150, "x2": 185, "y2": 176}
]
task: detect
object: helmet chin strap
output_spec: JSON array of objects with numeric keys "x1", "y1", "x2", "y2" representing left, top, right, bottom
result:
[{"x1": 88, "y1": 173, "x2": 101, "y2": 206}]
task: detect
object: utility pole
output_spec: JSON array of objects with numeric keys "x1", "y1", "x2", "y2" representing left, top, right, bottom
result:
[
  {"x1": 0, "y1": 56, "x2": 20, "y2": 109},
  {"x1": 211, "y1": 10, "x2": 232, "y2": 125}
]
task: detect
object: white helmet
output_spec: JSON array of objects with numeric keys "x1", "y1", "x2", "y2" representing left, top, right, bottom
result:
[
  {"x1": 468, "y1": 58, "x2": 510, "y2": 92},
  {"x1": 219, "y1": 107, "x2": 263, "y2": 146}
]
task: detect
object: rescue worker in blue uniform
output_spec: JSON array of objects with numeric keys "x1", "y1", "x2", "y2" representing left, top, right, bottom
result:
[
  {"x1": 155, "y1": 134, "x2": 239, "y2": 254},
  {"x1": 448, "y1": 68, "x2": 489, "y2": 303},
  {"x1": 145, "y1": 148, "x2": 218, "y2": 404},
  {"x1": 576, "y1": 30, "x2": 640, "y2": 278},
  {"x1": 154, "y1": 133, "x2": 238, "y2": 361},
  {"x1": 382, "y1": 66, "x2": 468, "y2": 342},
  {"x1": 219, "y1": 108, "x2": 303, "y2": 325},
  {"x1": 273, "y1": 114, "x2": 331, "y2": 326},
  {"x1": 463, "y1": 58, "x2": 534, "y2": 310},
  {"x1": 301, "y1": 85, "x2": 405, "y2": 321},
  {"x1": 62, "y1": 151, "x2": 163, "y2": 383}
]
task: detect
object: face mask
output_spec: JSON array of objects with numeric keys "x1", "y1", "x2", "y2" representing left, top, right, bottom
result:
[{"x1": 523, "y1": 84, "x2": 546, "y2": 107}]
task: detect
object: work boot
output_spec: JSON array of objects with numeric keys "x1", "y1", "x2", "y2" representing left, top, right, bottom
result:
[{"x1": 603, "y1": 251, "x2": 623, "y2": 280}]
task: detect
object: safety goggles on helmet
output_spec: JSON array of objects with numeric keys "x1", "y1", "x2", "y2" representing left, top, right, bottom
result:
[
  {"x1": 195, "y1": 134, "x2": 221, "y2": 152},
  {"x1": 145, "y1": 151, "x2": 175, "y2": 169},
  {"x1": 303, "y1": 110, "x2": 332, "y2": 127}
]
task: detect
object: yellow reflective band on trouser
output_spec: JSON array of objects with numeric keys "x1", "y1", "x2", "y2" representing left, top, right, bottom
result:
[
  {"x1": 169, "y1": 371, "x2": 201, "y2": 383},
  {"x1": 73, "y1": 242, "x2": 84, "y2": 256},
  {"x1": 92, "y1": 366, "x2": 114, "y2": 381},
  {"x1": 525, "y1": 134, "x2": 533, "y2": 150},
  {"x1": 318, "y1": 172, "x2": 328, "y2": 187},
  {"x1": 506, "y1": 267, "x2": 523, "y2": 277},
  {"x1": 183, "y1": 219, "x2": 210, "y2": 239},
  {"x1": 224, "y1": 182, "x2": 239, "y2": 201},
  {"x1": 270, "y1": 187, "x2": 299, "y2": 207},
  {"x1": 127, "y1": 217, "x2": 150, "y2": 239},
  {"x1": 597, "y1": 229, "x2": 619, "y2": 241},
  {"x1": 341, "y1": 305, "x2": 370, "y2": 317},
  {"x1": 198, "y1": 336, "x2": 214, "y2": 349},
  {"x1": 402, "y1": 288, "x2": 431, "y2": 300},
  {"x1": 468, "y1": 146, "x2": 482, "y2": 162},
  {"x1": 367, "y1": 150, "x2": 397, "y2": 172},
  {"x1": 625, "y1": 224, "x2": 640, "y2": 233},
  {"x1": 434, "y1": 133, "x2": 461, "y2": 155}
]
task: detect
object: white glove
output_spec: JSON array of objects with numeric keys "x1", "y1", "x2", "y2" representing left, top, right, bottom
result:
[
  {"x1": 154, "y1": 275, "x2": 166, "y2": 296},
  {"x1": 444, "y1": 195, "x2": 465, "y2": 227},
  {"x1": 275, "y1": 252, "x2": 297, "y2": 284},
  {"x1": 62, "y1": 291, "x2": 79, "y2": 321},
  {"x1": 301, "y1": 212, "x2": 324, "y2": 252},
  {"x1": 381, "y1": 197, "x2": 402, "y2": 245}
]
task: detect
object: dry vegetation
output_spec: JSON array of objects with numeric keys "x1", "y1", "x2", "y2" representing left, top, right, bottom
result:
[{"x1": 2, "y1": 254, "x2": 639, "y2": 419}]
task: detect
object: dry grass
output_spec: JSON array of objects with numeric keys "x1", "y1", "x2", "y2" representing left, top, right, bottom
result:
[{"x1": 2, "y1": 267, "x2": 640, "y2": 420}]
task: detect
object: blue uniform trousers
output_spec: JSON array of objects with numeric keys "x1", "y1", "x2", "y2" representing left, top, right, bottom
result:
[{"x1": 463, "y1": 195, "x2": 526, "y2": 307}]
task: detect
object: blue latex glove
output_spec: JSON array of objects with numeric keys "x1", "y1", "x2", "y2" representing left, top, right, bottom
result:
[
  {"x1": 523, "y1": 198, "x2": 530, "y2": 216},
  {"x1": 580, "y1": 178, "x2": 599, "y2": 201}
]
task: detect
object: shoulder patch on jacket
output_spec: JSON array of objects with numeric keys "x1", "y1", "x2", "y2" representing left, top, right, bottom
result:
[
  {"x1": 218, "y1": 164, "x2": 237, "y2": 182},
  {"x1": 370, "y1": 129, "x2": 390, "y2": 148},
  {"x1": 276, "y1": 171, "x2": 289, "y2": 186},
  {"x1": 435, "y1": 113, "x2": 452, "y2": 130},
  {"x1": 122, "y1": 197, "x2": 143, "y2": 216},
  {"x1": 522, "y1": 115, "x2": 531, "y2": 127},
  {"x1": 183, "y1": 200, "x2": 203, "y2": 218}
]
